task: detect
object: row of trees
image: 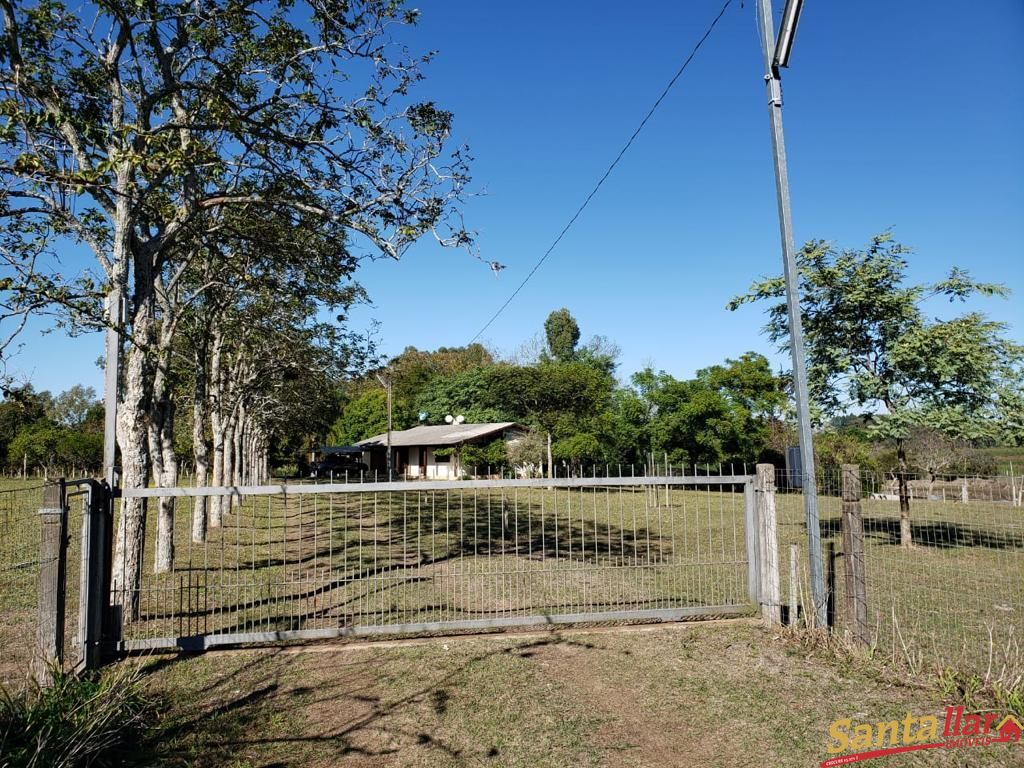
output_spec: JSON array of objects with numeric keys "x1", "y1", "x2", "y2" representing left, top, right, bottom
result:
[
  {"x1": 1, "y1": 1, "x2": 475, "y2": 617},
  {"x1": 329, "y1": 310, "x2": 790, "y2": 475},
  {"x1": 0, "y1": 385, "x2": 102, "y2": 476}
]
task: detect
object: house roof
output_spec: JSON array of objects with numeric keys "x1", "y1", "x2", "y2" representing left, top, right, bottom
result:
[{"x1": 356, "y1": 422, "x2": 519, "y2": 448}]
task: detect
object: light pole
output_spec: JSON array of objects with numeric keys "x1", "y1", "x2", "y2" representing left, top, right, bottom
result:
[
  {"x1": 102, "y1": 289, "x2": 122, "y2": 488},
  {"x1": 375, "y1": 371, "x2": 393, "y2": 480},
  {"x1": 755, "y1": 0, "x2": 826, "y2": 629}
]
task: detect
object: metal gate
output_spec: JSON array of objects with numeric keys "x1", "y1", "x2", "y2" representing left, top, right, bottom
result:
[{"x1": 111, "y1": 474, "x2": 769, "y2": 652}]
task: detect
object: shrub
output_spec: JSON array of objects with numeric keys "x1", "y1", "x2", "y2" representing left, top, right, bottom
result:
[{"x1": 0, "y1": 665, "x2": 151, "y2": 768}]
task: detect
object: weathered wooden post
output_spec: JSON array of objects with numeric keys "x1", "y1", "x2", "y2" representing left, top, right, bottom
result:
[
  {"x1": 789, "y1": 543, "x2": 799, "y2": 627},
  {"x1": 34, "y1": 480, "x2": 68, "y2": 686},
  {"x1": 756, "y1": 464, "x2": 780, "y2": 625},
  {"x1": 841, "y1": 464, "x2": 869, "y2": 646}
]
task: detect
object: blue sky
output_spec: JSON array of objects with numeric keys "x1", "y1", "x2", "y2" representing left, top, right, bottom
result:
[{"x1": 9, "y1": 0, "x2": 1024, "y2": 394}]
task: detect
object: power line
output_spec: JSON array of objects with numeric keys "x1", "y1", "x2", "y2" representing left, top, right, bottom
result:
[{"x1": 468, "y1": 0, "x2": 735, "y2": 344}]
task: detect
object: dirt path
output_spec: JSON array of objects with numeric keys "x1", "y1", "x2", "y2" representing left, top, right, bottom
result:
[{"x1": 141, "y1": 622, "x2": 1024, "y2": 768}]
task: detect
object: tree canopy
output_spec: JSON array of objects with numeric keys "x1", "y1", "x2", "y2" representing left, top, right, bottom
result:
[{"x1": 729, "y1": 232, "x2": 1023, "y2": 544}]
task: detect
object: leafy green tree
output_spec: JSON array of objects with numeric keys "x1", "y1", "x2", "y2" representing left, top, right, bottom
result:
[
  {"x1": 552, "y1": 433, "x2": 602, "y2": 473},
  {"x1": 47, "y1": 385, "x2": 99, "y2": 427},
  {"x1": 729, "y1": 232, "x2": 1023, "y2": 546},
  {"x1": 0, "y1": 385, "x2": 49, "y2": 467},
  {"x1": 695, "y1": 352, "x2": 785, "y2": 463},
  {"x1": 8, "y1": 422, "x2": 62, "y2": 476},
  {"x1": 386, "y1": 344, "x2": 495, "y2": 427},
  {"x1": 634, "y1": 370, "x2": 747, "y2": 467},
  {"x1": 461, "y1": 439, "x2": 508, "y2": 472},
  {"x1": 329, "y1": 389, "x2": 389, "y2": 445},
  {"x1": 414, "y1": 367, "x2": 510, "y2": 425},
  {"x1": 543, "y1": 309, "x2": 581, "y2": 363}
]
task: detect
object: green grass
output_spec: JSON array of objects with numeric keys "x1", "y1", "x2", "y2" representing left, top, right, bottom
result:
[
  {"x1": 0, "y1": 482, "x2": 47, "y2": 687},
  {"x1": 0, "y1": 664, "x2": 151, "y2": 768},
  {"x1": 2, "y1": 475, "x2": 1021, "y2": 684},
  {"x1": 773, "y1": 487, "x2": 1024, "y2": 676},
  {"x1": 122, "y1": 484, "x2": 753, "y2": 646}
]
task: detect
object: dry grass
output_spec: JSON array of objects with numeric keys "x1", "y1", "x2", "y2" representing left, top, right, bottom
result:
[{"x1": 139, "y1": 621, "x2": 1024, "y2": 767}]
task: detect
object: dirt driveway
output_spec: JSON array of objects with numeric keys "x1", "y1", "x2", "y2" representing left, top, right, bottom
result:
[{"x1": 141, "y1": 620, "x2": 1022, "y2": 768}]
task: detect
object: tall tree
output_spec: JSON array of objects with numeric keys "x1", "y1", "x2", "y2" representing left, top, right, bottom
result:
[
  {"x1": 729, "y1": 232, "x2": 1023, "y2": 546},
  {"x1": 1, "y1": 1, "x2": 473, "y2": 617},
  {"x1": 48, "y1": 385, "x2": 99, "y2": 427},
  {"x1": 543, "y1": 308, "x2": 581, "y2": 363}
]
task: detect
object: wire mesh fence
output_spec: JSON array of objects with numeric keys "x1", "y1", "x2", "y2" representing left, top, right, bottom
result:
[
  {"x1": 0, "y1": 483, "x2": 44, "y2": 687},
  {"x1": 116, "y1": 475, "x2": 755, "y2": 649},
  {"x1": 776, "y1": 469, "x2": 1024, "y2": 676},
  {"x1": 0, "y1": 481, "x2": 86, "y2": 688}
]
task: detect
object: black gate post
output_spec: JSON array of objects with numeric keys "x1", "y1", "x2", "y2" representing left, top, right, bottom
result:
[{"x1": 77, "y1": 480, "x2": 115, "y2": 669}]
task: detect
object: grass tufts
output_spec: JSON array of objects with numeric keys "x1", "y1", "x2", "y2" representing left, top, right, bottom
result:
[{"x1": 0, "y1": 663, "x2": 151, "y2": 768}]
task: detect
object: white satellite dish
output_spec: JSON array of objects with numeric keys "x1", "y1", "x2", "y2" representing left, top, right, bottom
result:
[
  {"x1": 455, "y1": 415, "x2": 465, "y2": 424},
  {"x1": 445, "y1": 414, "x2": 454, "y2": 424}
]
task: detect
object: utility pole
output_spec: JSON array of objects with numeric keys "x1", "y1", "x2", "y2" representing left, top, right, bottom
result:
[
  {"x1": 102, "y1": 289, "x2": 121, "y2": 488},
  {"x1": 755, "y1": 0, "x2": 826, "y2": 628},
  {"x1": 375, "y1": 372, "x2": 393, "y2": 480}
]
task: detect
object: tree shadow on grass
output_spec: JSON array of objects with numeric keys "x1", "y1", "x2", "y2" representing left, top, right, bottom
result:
[
  {"x1": 133, "y1": 630, "x2": 619, "y2": 767},
  {"x1": 818, "y1": 517, "x2": 1024, "y2": 550},
  {"x1": 140, "y1": 493, "x2": 677, "y2": 629}
]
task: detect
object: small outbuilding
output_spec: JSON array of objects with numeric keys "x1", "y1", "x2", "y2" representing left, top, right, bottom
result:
[{"x1": 356, "y1": 422, "x2": 522, "y2": 479}]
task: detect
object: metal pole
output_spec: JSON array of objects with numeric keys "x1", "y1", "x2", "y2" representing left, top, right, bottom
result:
[
  {"x1": 376, "y1": 372, "x2": 392, "y2": 481},
  {"x1": 102, "y1": 289, "x2": 121, "y2": 488},
  {"x1": 755, "y1": 0, "x2": 826, "y2": 628},
  {"x1": 386, "y1": 380, "x2": 392, "y2": 480}
]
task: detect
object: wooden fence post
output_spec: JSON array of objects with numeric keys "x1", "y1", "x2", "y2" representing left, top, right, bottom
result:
[
  {"x1": 756, "y1": 464, "x2": 780, "y2": 625},
  {"x1": 34, "y1": 480, "x2": 68, "y2": 686},
  {"x1": 789, "y1": 543, "x2": 799, "y2": 627},
  {"x1": 841, "y1": 464, "x2": 869, "y2": 646}
]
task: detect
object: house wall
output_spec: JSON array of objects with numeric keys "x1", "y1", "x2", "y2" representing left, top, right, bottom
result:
[{"x1": 404, "y1": 446, "x2": 456, "y2": 479}]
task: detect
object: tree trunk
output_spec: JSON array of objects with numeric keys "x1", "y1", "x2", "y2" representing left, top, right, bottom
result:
[
  {"x1": 223, "y1": 414, "x2": 234, "y2": 489},
  {"x1": 209, "y1": 330, "x2": 225, "y2": 528},
  {"x1": 154, "y1": 401, "x2": 177, "y2": 573},
  {"x1": 546, "y1": 431, "x2": 553, "y2": 480},
  {"x1": 231, "y1": 401, "x2": 244, "y2": 506},
  {"x1": 112, "y1": 296, "x2": 154, "y2": 622},
  {"x1": 148, "y1": 321, "x2": 178, "y2": 575},
  {"x1": 896, "y1": 438, "x2": 913, "y2": 547},
  {"x1": 191, "y1": 345, "x2": 210, "y2": 543}
]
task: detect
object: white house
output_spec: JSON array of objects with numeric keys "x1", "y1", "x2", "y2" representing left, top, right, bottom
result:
[{"x1": 356, "y1": 422, "x2": 522, "y2": 479}]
